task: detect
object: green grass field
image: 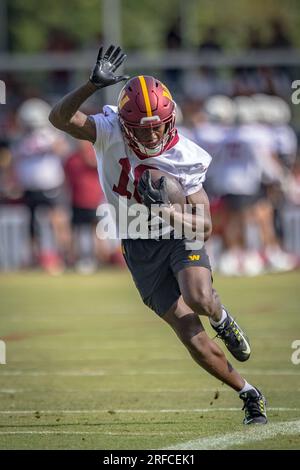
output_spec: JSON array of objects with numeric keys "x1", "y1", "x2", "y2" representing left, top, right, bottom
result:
[{"x1": 0, "y1": 270, "x2": 300, "y2": 450}]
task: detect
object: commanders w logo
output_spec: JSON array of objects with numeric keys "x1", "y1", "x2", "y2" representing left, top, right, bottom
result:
[{"x1": 188, "y1": 255, "x2": 200, "y2": 261}]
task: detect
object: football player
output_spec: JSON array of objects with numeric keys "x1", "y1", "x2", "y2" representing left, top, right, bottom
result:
[
  {"x1": 49, "y1": 45, "x2": 267, "y2": 425},
  {"x1": 14, "y1": 98, "x2": 72, "y2": 273}
]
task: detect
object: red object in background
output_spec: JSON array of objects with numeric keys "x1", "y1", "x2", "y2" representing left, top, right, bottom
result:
[
  {"x1": 64, "y1": 141, "x2": 104, "y2": 209},
  {"x1": 210, "y1": 196, "x2": 229, "y2": 236}
]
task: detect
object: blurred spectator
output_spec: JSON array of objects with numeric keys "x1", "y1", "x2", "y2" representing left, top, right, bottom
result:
[
  {"x1": 210, "y1": 96, "x2": 297, "y2": 274},
  {"x1": 166, "y1": 18, "x2": 182, "y2": 49},
  {"x1": 0, "y1": 139, "x2": 21, "y2": 203},
  {"x1": 64, "y1": 140, "x2": 124, "y2": 272},
  {"x1": 199, "y1": 27, "x2": 223, "y2": 52},
  {"x1": 231, "y1": 65, "x2": 291, "y2": 98},
  {"x1": 253, "y1": 94, "x2": 297, "y2": 169},
  {"x1": 287, "y1": 156, "x2": 300, "y2": 206},
  {"x1": 266, "y1": 18, "x2": 292, "y2": 49},
  {"x1": 246, "y1": 26, "x2": 264, "y2": 50},
  {"x1": 178, "y1": 97, "x2": 205, "y2": 132},
  {"x1": 81, "y1": 32, "x2": 105, "y2": 52},
  {"x1": 255, "y1": 66, "x2": 291, "y2": 97},
  {"x1": 264, "y1": 19, "x2": 294, "y2": 81},
  {"x1": 46, "y1": 28, "x2": 78, "y2": 95},
  {"x1": 231, "y1": 20, "x2": 294, "y2": 98},
  {"x1": 164, "y1": 18, "x2": 183, "y2": 93},
  {"x1": 178, "y1": 94, "x2": 298, "y2": 275},
  {"x1": 183, "y1": 25, "x2": 226, "y2": 98},
  {"x1": 11, "y1": 98, "x2": 72, "y2": 273},
  {"x1": 183, "y1": 66, "x2": 231, "y2": 101},
  {"x1": 253, "y1": 93, "x2": 298, "y2": 241},
  {"x1": 238, "y1": 30, "x2": 266, "y2": 98},
  {"x1": 47, "y1": 28, "x2": 78, "y2": 53},
  {"x1": 195, "y1": 95, "x2": 235, "y2": 157}
]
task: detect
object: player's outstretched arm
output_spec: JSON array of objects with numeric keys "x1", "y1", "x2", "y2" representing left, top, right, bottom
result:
[
  {"x1": 49, "y1": 45, "x2": 129, "y2": 143},
  {"x1": 49, "y1": 81, "x2": 98, "y2": 142}
]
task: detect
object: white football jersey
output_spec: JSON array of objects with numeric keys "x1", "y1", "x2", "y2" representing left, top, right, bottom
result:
[
  {"x1": 12, "y1": 127, "x2": 65, "y2": 190},
  {"x1": 193, "y1": 122, "x2": 229, "y2": 157},
  {"x1": 208, "y1": 124, "x2": 282, "y2": 196},
  {"x1": 91, "y1": 106, "x2": 211, "y2": 237},
  {"x1": 271, "y1": 124, "x2": 297, "y2": 166}
]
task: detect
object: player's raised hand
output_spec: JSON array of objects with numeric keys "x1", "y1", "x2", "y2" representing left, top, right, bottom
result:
[
  {"x1": 138, "y1": 170, "x2": 170, "y2": 208},
  {"x1": 89, "y1": 44, "x2": 129, "y2": 89}
]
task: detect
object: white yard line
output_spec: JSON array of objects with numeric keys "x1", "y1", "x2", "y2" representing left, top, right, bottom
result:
[
  {"x1": 1, "y1": 388, "x2": 298, "y2": 394},
  {"x1": 0, "y1": 430, "x2": 192, "y2": 436},
  {"x1": 0, "y1": 387, "x2": 298, "y2": 394},
  {"x1": 239, "y1": 369, "x2": 300, "y2": 376},
  {"x1": 0, "y1": 407, "x2": 299, "y2": 415},
  {"x1": 0, "y1": 420, "x2": 299, "y2": 444},
  {"x1": 0, "y1": 387, "x2": 233, "y2": 394},
  {"x1": 1, "y1": 369, "x2": 300, "y2": 376},
  {"x1": 165, "y1": 419, "x2": 300, "y2": 450},
  {"x1": 0, "y1": 388, "x2": 230, "y2": 394}
]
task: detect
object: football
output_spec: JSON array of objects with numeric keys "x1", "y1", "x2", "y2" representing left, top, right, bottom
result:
[{"x1": 146, "y1": 168, "x2": 186, "y2": 208}]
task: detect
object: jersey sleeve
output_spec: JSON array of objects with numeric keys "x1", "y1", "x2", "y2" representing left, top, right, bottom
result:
[
  {"x1": 181, "y1": 153, "x2": 212, "y2": 196},
  {"x1": 89, "y1": 112, "x2": 113, "y2": 153}
]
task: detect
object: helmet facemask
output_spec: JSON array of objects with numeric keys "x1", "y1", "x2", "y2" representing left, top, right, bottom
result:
[{"x1": 119, "y1": 113, "x2": 176, "y2": 157}]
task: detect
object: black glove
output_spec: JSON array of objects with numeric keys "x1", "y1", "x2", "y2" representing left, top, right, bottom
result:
[
  {"x1": 89, "y1": 44, "x2": 129, "y2": 89},
  {"x1": 137, "y1": 170, "x2": 170, "y2": 209}
]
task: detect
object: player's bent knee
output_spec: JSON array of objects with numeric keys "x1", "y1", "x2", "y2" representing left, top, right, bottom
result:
[
  {"x1": 185, "y1": 333, "x2": 212, "y2": 358},
  {"x1": 183, "y1": 289, "x2": 214, "y2": 316},
  {"x1": 166, "y1": 312, "x2": 204, "y2": 345}
]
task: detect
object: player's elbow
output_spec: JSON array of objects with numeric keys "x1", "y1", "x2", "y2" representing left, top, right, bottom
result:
[
  {"x1": 48, "y1": 106, "x2": 65, "y2": 131},
  {"x1": 48, "y1": 107, "x2": 60, "y2": 128}
]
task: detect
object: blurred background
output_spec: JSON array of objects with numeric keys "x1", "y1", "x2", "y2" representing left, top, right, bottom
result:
[{"x1": 1, "y1": 0, "x2": 300, "y2": 276}]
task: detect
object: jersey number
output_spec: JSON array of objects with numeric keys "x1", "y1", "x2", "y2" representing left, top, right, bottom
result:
[{"x1": 113, "y1": 158, "x2": 156, "y2": 203}]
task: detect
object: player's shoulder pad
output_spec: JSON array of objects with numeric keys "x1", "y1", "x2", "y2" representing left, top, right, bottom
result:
[
  {"x1": 102, "y1": 105, "x2": 119, "y2": 122},
  {"x1": 176, "y1": 131, "x2": 212, "y2": 167},
  {"x1": 91, "y1": 105, "x2": 121, "y2": 146}
]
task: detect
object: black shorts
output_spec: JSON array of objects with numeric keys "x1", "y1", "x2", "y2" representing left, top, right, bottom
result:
[
  {"x1": 222, "y1": 188, "x2": 266, "y2": 211},
  {"x1": 72, "y1": 207, "x2": 98, "y2": 226},
  {"x1": 23, "y1": 187, "x2": 65, "y2": 236},
  {"x1": 122, "y1": 238, "x2": 211, "y2": 317},
  {"x1": 24, "y1": 188, "x2": 63, "y2": 211}
]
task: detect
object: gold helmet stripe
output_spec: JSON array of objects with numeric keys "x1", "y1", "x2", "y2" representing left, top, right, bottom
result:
[
  {"x1": 138, "y1": 75, "x2": 152, "y2": 117},
  {"x1": 119, "y1": 94, "x2": 130, "y2": 110},
  {"x1": 162, "y1": 84, "x2": 173, "y2": 101}
]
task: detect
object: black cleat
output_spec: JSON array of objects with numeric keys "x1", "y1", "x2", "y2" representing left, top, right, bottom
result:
[
  {"x1": 240, "y1": 388, "x2": 268, "y2": 425},
  {"x1": 211, "y1": 308, "x2": 251, "y2": 362}
]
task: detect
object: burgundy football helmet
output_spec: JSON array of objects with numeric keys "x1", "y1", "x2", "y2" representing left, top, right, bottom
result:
[{"x1": 118, "y1": 75, "x2": 176, "y2": 157}]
